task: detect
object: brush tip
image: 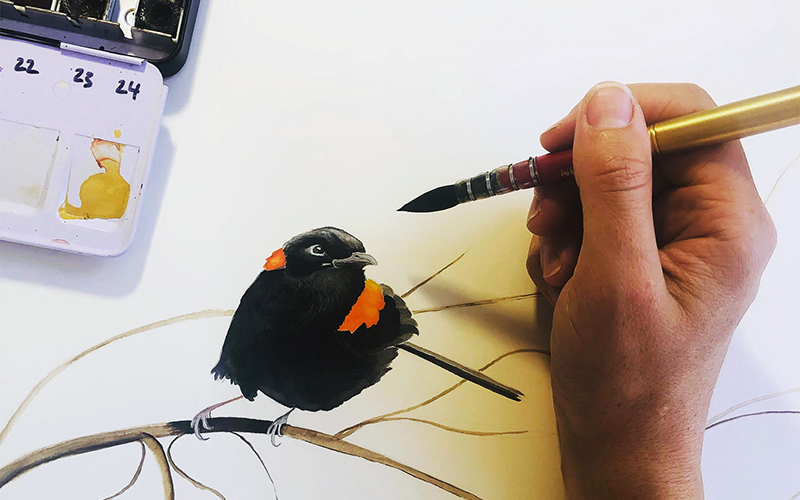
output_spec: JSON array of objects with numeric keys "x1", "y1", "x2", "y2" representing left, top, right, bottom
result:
[{"x1": 398, "y1": 185, "x2": 459, "y2": 213}]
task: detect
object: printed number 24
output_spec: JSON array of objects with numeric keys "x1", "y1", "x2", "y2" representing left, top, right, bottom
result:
[{"x1": 116, "y1": 80, "x2": 141, "y2": 100}]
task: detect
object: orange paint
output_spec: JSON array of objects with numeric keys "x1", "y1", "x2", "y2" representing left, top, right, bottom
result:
[
  {"x1": 264, "y1": 248, "x2": 286, "y2": 270},
  {"x1": 339, "y1": 279, "x2": 385, "y2": 333}
]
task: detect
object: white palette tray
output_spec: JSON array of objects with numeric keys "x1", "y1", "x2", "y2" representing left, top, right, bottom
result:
[{"x1": 0, "y1": 35, "x2": 167, "y2": 256}]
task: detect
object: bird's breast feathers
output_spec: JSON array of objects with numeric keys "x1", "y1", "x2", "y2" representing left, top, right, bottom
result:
[{"x1": 338, "y1": 279, "x2": 386, "y2": 333}]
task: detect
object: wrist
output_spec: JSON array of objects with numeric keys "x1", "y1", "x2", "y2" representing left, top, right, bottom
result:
[{"x1": 555, "y1": 397, "x2": 706, "y2": 499}]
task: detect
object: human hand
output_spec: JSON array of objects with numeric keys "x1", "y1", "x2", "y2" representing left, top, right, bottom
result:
[{"x1": 526, "y1": 82, "x2": 776, "y2": 498}]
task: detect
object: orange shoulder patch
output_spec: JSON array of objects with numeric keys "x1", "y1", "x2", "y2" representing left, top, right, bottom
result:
[
  {"x1": 263, "y1": 248, "x2": 286, "y2": 270},
  {"x1": 338, "y1": 279, "x2": 386, "y2": 333}
]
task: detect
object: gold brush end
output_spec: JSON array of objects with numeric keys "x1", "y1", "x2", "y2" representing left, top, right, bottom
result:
[{"x1": 648, "y1": 85, "x2": 800, "y2": 155}]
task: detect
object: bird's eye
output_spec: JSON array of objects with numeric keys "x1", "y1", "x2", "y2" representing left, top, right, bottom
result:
[{"x1": 309, "y1": 244, "x2": 326, "y2": 256}]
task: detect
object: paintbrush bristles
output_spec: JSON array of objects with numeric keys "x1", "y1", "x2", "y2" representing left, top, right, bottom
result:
[{"x1": 397, "y1": 185, "x2": 459, "y2": 213}]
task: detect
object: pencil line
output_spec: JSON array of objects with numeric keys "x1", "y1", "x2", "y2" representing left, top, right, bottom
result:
[
  {"x1": 401, "y1": 251, "x2": 467, "y2": 299},
  {"x1": 411, "y1": 293, "x2": 541, "y2": 314},
  {"x1": 706, "y1": 387, "x2": 800, "y2": 426},
  {"x1": 704, "y1": 410, "x2": 800, "y2": 431},
  {"x1": 765, "y1": 154, "x2": 799, "y2": 205},
  {"x1": 379, "y1": 417, "x2": 528, "y2": 437}
]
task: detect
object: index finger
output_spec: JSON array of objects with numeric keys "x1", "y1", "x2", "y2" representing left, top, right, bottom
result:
[{"x1": 540, "y1": 83, "x2": 717, "y2": 153}]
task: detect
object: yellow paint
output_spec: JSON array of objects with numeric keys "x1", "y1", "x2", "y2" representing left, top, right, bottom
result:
[
  {"x1": 114, "y1": 129, "x2": 122, "y2": 139},
  {"x1": 59, "y1": 139, "x2": 130, "y2": 220}
]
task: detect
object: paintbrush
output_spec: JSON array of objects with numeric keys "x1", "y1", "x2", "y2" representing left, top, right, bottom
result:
[{"x1": 399, "y1": 85, "x2": 800, "y2": 213}]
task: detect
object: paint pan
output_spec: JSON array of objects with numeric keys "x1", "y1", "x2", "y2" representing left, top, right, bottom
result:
[
  {"x1": 135, "y1": 0, "x2": 182, "y2": 36},
  {"x1": 12, "y1": 0, "x2": 54, "y2": 8},
  {"x1": 0, "y1": 0, "x2": 199, "y2": 255},
  {"x1": 0, "y1": 121, "x2": 60, "y2": 210},
  {"x1": 1, "y1": 0, "x2": 197, "y2": 74},
  {"x1": 58, "y1": 0, "x2": 110, "y2": 20}
]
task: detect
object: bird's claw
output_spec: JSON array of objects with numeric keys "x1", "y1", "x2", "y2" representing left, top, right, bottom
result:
[
  {"x1": 267, "y1": 409, "x2": 294, "y2": 447},
  {"x1": 191, "y1": 407, "x2": 215, "y2": 441}
]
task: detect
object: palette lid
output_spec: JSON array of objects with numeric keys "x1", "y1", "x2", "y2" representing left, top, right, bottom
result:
[{"x1": 0, "y1": 0, "x2": 200, "y2": 77}]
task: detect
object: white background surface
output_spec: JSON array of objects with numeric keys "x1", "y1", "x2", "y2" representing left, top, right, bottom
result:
[{"x1": 1, "y1": 0, "x2": 798, "y2": 498}]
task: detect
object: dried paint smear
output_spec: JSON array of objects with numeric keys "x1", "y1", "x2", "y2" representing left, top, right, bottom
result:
[
  {"x1": 0, "y1": 119, "x2": 60, "y2": 209},
  {"x1": 59, "y1": 138, "x2": 134, "y2": 220}
]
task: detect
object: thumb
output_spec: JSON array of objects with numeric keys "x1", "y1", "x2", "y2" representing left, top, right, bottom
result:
[{"x1": 572, "y1": 82, "x2": 661, "y2": 280}]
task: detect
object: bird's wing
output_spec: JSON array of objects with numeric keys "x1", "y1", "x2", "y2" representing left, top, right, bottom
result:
[{"x1": 211, "y1": 270, "x2": 290, "y2": 400}]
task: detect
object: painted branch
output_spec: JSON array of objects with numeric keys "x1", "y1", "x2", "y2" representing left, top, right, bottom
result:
[
  {"x1": 0, "y1": 309, "x2": 235, "y2": 446},
  {"x1": 140, "y1": 434, "x2": 174, "y2": 500},
  {"x1": 0, "y1": 418, "x2": 481, "y2": 500}
]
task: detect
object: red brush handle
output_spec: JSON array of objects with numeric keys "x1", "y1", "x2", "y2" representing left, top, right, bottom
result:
[{"x1": 454, "y1": 149, "x2": 576, "y2": 204}]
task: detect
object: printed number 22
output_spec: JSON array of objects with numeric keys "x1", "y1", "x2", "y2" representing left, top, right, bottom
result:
[
  {"x1": 73, "y1": 68, "x2": 93, "y2": 88},
  {"x1": 14, "y1": 58, "x2": 39, "y2": 74},
  {"x1": 116, "y1": 79, "x2": 141, "y2": 100}
]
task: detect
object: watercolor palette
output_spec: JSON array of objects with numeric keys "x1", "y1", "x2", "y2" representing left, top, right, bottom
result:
[{"x1": 0, "y1": 0, "x2": 198, "y2": 255}]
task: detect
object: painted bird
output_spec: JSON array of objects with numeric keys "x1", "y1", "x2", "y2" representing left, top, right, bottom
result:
[{"x1": 192, "y1": 227, "x2": 522, "y2": 444}]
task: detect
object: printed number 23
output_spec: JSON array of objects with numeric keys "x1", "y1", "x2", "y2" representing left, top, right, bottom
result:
[
  {"x1": 116, "y1": 79, "x2": 141, "y2": 100},
  {"x1": 73, "y1": 68, "x2": 93, "y2": 88},
  {"x1": 14, "y1": 58, "x2": 39, "y2": 74}
]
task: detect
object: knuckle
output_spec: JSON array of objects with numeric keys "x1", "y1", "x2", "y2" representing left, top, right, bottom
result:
[
  {"x1": 761, "y1": 211, "x2": 778, "y2": 258},
  {"x1": 589, "y1": 154, "x2": 652, "y2": 193},
  {"x1": 717, "y1": 228, "x2": 772, "y2": 295},
  {"x1": 680, "y1": 83, "x2": 717, "y2": 110},
  {"x1": 734, "y1": 206, "x2": 778, "y2": 267}
]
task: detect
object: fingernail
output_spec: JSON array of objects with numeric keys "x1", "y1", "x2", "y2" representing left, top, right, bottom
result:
[
  {"x1": 585, "y1": 82, "x2": 634, "y2": 129},
  {"x1": 526, "y1": 190, "x2": 541, "y2": 232},
  {"x1": 540, "y1": 118, "x2": 562, "y2": 138},
  {"x1": 540, "y1": 244, "x2": 561, "y2": 279}
]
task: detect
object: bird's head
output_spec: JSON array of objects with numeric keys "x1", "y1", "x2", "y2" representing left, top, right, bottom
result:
[{"x1": 264, "y1": 227, "x2": 377, "y2": 279}]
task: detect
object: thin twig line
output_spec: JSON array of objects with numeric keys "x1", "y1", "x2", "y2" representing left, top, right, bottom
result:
[
  {"x1": 166, "y1": 435, "x2": 226, "y2": 499},
  {"x1": 102, "y1": 440, "x2": 146, "y2": 500},
  {"x1": 228, "y1": 431, "x2": 279, "y2": 500}
]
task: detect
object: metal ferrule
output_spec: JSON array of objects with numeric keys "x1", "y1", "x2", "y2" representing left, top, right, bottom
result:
[
  {"x1": 508, "y1": 163, "x2": 518, "y2": 190},
  {"x1": 454, "y1": 178, "x2": 473, "y2": 204},
  {"x1": 484, "y1": 172, "x2": 494, "y2": 196},
  {"x1": 528, "y1": 156, "x2": 541, "y2": 186}
]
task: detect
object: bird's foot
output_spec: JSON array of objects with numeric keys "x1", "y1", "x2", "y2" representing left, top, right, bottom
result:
[
  {"x1": 191, "y1": 406, "x2": 215, "y2": 441},
  {"x1": 190, "y1": 395, "x2": 246, "y2": 441},
  {"x1": 267, "y1": 408, "x2": 295, "y2": 447}
]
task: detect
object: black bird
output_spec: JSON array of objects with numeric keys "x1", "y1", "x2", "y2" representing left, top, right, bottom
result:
[{"x1": 192, "y1": 227, "x2": 522, "y2": 444}]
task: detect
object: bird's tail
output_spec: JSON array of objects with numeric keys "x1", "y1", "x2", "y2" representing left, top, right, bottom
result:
[{"x1": 398, "y1": 342, "x2": 523, "y2": 401}]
